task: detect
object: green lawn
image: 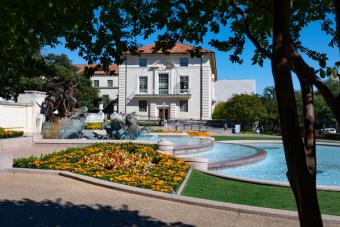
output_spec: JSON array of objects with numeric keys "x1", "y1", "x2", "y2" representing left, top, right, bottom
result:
[
  {"x1": 213, "y1": 136, "x2": 281, "y2": 141},
  {"x1": 181, "y1": 170, "x2": 340, "y2": 216}
]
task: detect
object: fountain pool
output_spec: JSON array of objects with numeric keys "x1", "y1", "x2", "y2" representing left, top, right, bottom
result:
[
  {"x1": 215, "y1": 143, "x2": 340, "y2": 187},
  {"x1": 137, "y1": 136, "x2": 340, "y2": 187}
]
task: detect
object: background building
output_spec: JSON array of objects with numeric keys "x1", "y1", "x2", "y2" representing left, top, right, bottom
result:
[
  {"x1": 118, "y1": 43, "x2": 217, "y2": 120},
  {"x1": 214, "y1": 80, "x2": 256, "y2": 102},
  {"x1": 76, "y1": 43, "x2": 256, "y2": 121},
  {"x1": 75, "y1": 64, "x2": 119, "y2": 100}
]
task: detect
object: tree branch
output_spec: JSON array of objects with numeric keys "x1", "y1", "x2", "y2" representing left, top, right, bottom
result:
[
  {"x1": 230, "y1": 3, "x2": 272, "y2": 59},
  {"x1": 291, "y1": 45, "x2": 340, "y2": 125}
]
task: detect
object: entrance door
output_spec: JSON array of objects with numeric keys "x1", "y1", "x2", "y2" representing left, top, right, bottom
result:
[{"x1": 159, "y1": 108, "x2": 169, "y2": 120}]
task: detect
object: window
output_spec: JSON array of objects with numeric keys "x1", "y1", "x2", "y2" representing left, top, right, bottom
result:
[
  {"x1": 139, "y1": 76, "x2": 148, "y2": 93},
  {"x1": 180, "y1": 76, "x2": 189, "y2": 93},
  {"x1": 107, "y1": 80, "x2": 113, "y2": 87},
  {"x1": 93, "y1": 80, "x2": 99, "y2": 87},
  {"x1": 139, "y1": 58, "x2": 147, "y2": 67},
  {"x1": 180, "y1": 58, "x2": 188, "y2": 67},
  {"x1": 139, "y1": 100, "x2": 147, "y2": 112},
  {"x1": 180, "y1": 100, "x2": 188, "y2": 112},
  {"x1": 159, "y1": 74, "x2": 169, "y2": 94}
]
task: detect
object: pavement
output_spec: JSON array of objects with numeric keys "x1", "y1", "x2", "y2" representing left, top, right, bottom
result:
[{"x1": 0, "y1": 172, "x2": 304, "y2": 227}]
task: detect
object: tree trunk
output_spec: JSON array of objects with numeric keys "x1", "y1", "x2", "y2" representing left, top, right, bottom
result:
[
  {"x1": 272, "y1": 1, "x2": 323, "y2": 226},
  {"x1": 300, "y1": 80, "x2": 317, "y2": 174}
]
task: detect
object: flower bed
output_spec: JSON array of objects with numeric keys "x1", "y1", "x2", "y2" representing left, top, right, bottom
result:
[
  {"x1": 186, "y1": 131, "x2": 209, "y2": 137},
  {"x1": 86, "y1": 122, "x2": 103, "y2": 129},
  {"x1": 13, "y1": 143, "x2": 190, "y2": 193},
  {"x1": 0, "y1": 127, "x2": 24, "y2": 139}
]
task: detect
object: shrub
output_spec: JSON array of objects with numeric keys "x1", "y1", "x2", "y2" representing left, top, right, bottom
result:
[{"x1": 0, "y1": 127, "x2": 24, "y2": 139}]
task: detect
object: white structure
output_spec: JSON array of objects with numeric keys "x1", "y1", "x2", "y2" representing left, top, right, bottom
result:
[
  {"x1": 118, "y1": 43, "x2": 217, "y2": 120},
  {"x1": 0, "y1": 91, "x2": 46, "y2": 134},
  {"x1": 76, "y1": 43, "x2": 256, "y2": 120},
  {"x1": 75, "y1": 64, "x2": 119, "y2": 100},
  {"x1": 214, "y1": 80, "x2": 256, "y2": 102}
]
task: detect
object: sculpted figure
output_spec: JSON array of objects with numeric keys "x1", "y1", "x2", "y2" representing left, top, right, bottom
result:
[{"x1": 42, "y1": 79, "x2": 79, "y2": 121}]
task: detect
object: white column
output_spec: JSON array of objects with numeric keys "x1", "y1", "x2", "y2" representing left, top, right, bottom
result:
[
  {"x1": 118, "y1": 61, "x2": 126, "y2": 113},
  {"x1": 150, "y1": 103, "x2": 157, "y2": 119},
  {"x1": 170, "y1": 103, "x2": 176, "y2": 120},
  {"x1": 155, "y1": 71, "x2": 159, "y2": 94},
  {"x1": 202, "y1": 64, "x2": 212, "y2": 120}
]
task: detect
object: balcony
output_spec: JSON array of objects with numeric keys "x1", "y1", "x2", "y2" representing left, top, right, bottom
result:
[{"x1": 134, "y1": 89, "x2": 192, "y2": 99}]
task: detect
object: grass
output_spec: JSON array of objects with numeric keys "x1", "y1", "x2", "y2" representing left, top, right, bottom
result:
[
  {"x1": 213, "y1": 135, "x2": 281, "y2": 141},
  {"x1": 182, "y1": 170, "x2": 340, "y2": 216}
]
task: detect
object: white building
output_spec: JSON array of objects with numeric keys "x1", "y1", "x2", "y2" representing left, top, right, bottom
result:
[
  {"x1": 76, "y1": 43, "x2": 256, "y2": 120},
  {"x1": 214, "y1": 80, "x2": 256, "y2": 102},
  {"x1": 75, "y1": 64, "x2": 119, "y2": 100},
  {"x1": 118, "y1": 43, "x2": 217, "y2": 120}
]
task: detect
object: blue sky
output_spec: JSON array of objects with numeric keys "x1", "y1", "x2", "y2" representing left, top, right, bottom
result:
[{"x1": 43, "y1": 21, "x2": 339, "y2": 94}]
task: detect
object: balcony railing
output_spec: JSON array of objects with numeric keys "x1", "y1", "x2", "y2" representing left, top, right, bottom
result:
[{"x1": 135, "y1": 89, "x2": 192, "y2": 97}]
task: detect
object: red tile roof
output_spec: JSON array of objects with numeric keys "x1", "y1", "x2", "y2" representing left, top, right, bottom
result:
[
  {"x1": 126, "y1": 42, "x2": 213, "y2": 55},
  {"x1": 74, "y1": 64, "x2": 119, "y2": 75}
]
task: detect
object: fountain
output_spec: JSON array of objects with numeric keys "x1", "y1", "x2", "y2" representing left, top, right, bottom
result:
[
  {"x1": 39, "y1": 77, "x2": 147, "y2": 140},
  {"x1": 103, "y1": 112, "x2": 148, "y2": 140},
  {"x1": 41, "y1": 107, "x2": 87, "y2": 139}
]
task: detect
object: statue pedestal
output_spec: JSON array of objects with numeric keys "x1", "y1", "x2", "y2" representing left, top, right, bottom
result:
[{"x1": 41, "y1": 119, "x2": 85, "y2": 139}]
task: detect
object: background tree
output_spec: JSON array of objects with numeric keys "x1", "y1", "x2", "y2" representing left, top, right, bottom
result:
[
  {"x1": 43, "y1": 54, "x2": 100, "y2": 112},
  {"x1": 212, "y1": 94, "x2": 266, "y2": 131},
  {"x1": 260, "y1": 87, "x2": 279, "y2": 133},
  {"x1": 212, "y1": 102, "x2": 226, "y2": 120},
  {"x1": 0, "y1": 52, "x2": 99, "y2": 111}
]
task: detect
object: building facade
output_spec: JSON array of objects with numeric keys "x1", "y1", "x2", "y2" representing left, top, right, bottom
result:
[
  {"x1": 75, "y1": 64, "x2": 119, "y2": 100},
  {"x1": 214, "y1": 80, "x2": 256, "y2": 102},
  {"x1": 118, "y1": 43, "x2": 217, "y2": 120},
  {"x1": 76, "y1": 43, "x2": 256, "y2": 121}
]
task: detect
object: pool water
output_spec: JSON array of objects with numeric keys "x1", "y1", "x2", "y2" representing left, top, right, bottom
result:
[
  {"x1": 179, "y1": 143, "x2": 258, "y2": 163},
  {"x1": 138, "y1": 136, "x2": 259, "y2": 163},
  {"x1": 137, "y1": 136, "x2": 208, "y2": 146},
  {"x1": 217, "y1": 143, "x2": 340, "y2": 186}
]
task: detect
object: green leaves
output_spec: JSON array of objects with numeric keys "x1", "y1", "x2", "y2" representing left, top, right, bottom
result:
[{"x1": 212, "y1": 94, "x2": 267, "y2": 130}]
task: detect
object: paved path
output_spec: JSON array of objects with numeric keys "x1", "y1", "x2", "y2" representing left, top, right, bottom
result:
[{"x1": 0, "y1": 172, "x2": 304, "y2": 227}]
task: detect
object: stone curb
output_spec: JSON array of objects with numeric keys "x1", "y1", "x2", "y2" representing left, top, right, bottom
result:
[
  {"x1": 177, "y1": 168, "x2": 192, "y2": 195},
  {"x1": 2, "y1": 168, "x2": 340, "y2": 224}
]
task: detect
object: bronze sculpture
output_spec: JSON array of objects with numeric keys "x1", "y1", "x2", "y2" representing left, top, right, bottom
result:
[{"x1": 41, "y1": 80, "x2": 78, "y2": 121}]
